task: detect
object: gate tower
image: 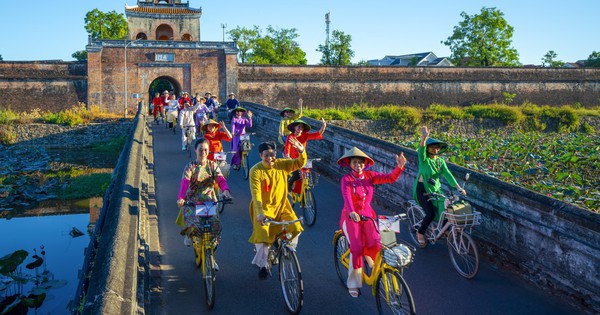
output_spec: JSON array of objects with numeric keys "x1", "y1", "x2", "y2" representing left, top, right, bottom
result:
[{"x1": 86, "y1": 0, "x2": 238, "y2": 116}]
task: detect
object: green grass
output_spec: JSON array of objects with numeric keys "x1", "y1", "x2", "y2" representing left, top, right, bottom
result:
[
  {"x1": 52, "y1": 172, "x2": 112, "y2": 200},
  {"x1": 90, "y1": 136, "x2": 128, "y2": 155}
]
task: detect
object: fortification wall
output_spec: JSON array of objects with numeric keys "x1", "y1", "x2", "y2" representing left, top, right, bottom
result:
[
  {"x1": 238, "y1": 65, "x2": 600, "y2": 109},
  {"x1": 0, "y1": 61, "x2": 87, "y2": 112}
]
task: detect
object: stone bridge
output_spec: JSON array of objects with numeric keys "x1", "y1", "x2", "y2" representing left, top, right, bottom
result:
[{"x1": 73, "y1": 103, "x2": 599, "y2": 314}]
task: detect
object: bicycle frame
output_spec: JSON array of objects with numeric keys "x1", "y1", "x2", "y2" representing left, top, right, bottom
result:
[
  {"x1": 335, "y1": 230, "x2": 404, "y2": 297},
  {"x1": 290, "y1": 159, "x2": 319, "y2": 203}
]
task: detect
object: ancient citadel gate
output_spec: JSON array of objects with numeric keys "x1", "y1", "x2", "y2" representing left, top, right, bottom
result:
[{"x1": 86, "y1": 0, "x2": 238, "y2": 116}]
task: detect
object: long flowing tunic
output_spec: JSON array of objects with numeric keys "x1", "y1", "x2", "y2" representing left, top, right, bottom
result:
[
  {"x1": 230, "y1": 116, "x2": 253, "y2": 165},
  {"x1": 248, "y1": 151, "x2": 307, "y2": 244},
  {"x1": 340, "y1": 167, "x2": 404, "y2": 269},
  {"x1": 412, "y1": 145, "x2": 458, "y2": 220},
  {"x1": 203, "y1": 131, "x2": 232, "y2": 161},
  {"x1": 176, "y1": 160, "x2": 229, "y2": 227}
]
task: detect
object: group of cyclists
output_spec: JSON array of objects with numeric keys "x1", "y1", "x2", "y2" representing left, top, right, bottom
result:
[{"x1": 168, "y1": 95, "x2": 466, "y2": 301}]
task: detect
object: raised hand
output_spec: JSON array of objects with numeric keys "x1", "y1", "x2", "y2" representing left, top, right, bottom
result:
[
  {"x1": 395, "y1": 152, "x2": 407, "y2": 169},
  {"x1": 288, "y1": 136, "x2": 305, "y2": 154},
  {"x1": 247, "y1": 110, "x2": 253, "y2": 119},
  {"x1": 421, "y1": 126, "x2": 429, "y2": 138}
]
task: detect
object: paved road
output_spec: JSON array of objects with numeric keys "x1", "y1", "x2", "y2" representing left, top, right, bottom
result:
[{"x1": 148, "y1": 120, "x2": 584, "y2": 315}]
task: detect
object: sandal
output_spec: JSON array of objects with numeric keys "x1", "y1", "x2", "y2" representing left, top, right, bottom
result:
[
  {"x1": 417, "y1": 233, "x2": 427, "y2": 248},
  {"x1": 348, "y1": 288, "x2": 361, "y2": 298}
]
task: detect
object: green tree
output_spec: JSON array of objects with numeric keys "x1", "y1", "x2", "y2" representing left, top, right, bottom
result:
[
  {"x1": 228, "y1": 26, "x2": 260, "y2": 63},
  {"x1": 249, "y1": 26, "x2": 307, "y2": 65},
  {"x1": 442, "y1": 7, "x2": 520, "y2": 67},
  {"x1": 541, "y1": 50, "x2": 564, "y2": 67},
  {"x1": 317, "y1": 30, "x2": 354, "y2": 65},
  {"x1": 72, "y1": 50, "x2": 88, "y2": 61},
  {"x1": 0, "y1": 54, "x2": 3, "y2": 61},
  {"x1": 84, "y1": 9, "x2": 127, "y2": 39},
  {"x1": 584, "y1": 51, "x2": 600, "y2": 67}
]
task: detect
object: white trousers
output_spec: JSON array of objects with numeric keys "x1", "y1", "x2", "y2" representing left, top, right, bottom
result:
[
  {"x1": 342, "y1": 221, "x2": 374, "y2": 289},
  {"x1": 251, "y1": 233, "x2": 301, "y2": 268}
]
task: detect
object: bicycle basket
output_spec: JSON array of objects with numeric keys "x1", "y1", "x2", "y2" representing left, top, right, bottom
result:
[
  {"x1": 241, "y1": 140, "x2": 252, "y2": 151},
  {"x1": 383, "y1": 244, "x2": 413, "y2": 268},
  {"x1": 218, "y1": 160, "x2": 230, "y2": 177},
  {"x1": 192, "y1": 216, "x2": 221, "y2": 240},
  {"x1": 445, "y1": 200, "x2": 481, "y2": 227},
  {"x1": 195, "y1": 203, "x2": 217, "y2": 217}
]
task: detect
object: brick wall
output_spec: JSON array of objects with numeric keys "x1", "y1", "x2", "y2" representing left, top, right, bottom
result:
[
  {"x1": 238, "y1": 65, "x2": 600, "y2": 109},
  {"x1": 0, "y1": 61, "x2": 87, "y2": 112}
]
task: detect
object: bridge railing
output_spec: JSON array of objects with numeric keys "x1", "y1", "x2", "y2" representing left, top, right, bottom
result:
[
  {"x1": 72, "y1": 103, "x2": 151, "y2": 314},
  {"x1": 241, "y1": 101, "x2": 600, "y2": 313}
]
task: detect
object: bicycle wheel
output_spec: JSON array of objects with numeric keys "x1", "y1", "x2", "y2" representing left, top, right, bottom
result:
[
  {"x1": 300, "y1": 189, "x2": 317, "y2": 227},
  {"x1": 278, "y1": 247, "x2": 303, "y2": 315},
  {"x1": 242, "y1": 154, "x2": 250, "y2": 180},
  {"x1": 406, "y1": 203, "x2": 425, "y2": 247},
  {"x1": 192, "y1": 236, "x2": 202, "y2": 267},
  {"x1": 333, "y1": 232, "x2": 349, "y2": 288},
  {"x1": 375, "y1": 268, "x2": 416, "y2": 315},
  {"x1": 447, "y1": 228, "x2": 479, "y2": 279},
  {"x1": 202, "y1": 248, "x2": 216, "y2": 309}
]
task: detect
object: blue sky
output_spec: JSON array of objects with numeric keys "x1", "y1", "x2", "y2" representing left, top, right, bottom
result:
[{"x1": 1, "y1": 0, "x2": 598, "y2": 65}]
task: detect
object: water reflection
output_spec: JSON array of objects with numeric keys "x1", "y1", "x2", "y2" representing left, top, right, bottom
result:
[{"x1": 0, "y1": 197, "x2": 101, "y2": 314}]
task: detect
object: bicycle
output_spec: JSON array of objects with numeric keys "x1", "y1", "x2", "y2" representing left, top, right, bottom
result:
[
  {"x1": 183, "y1": 199, "x2": 232, "y2": 309},
  {"x1": 183, "y1": 125, "x2": 195, "y2": 158},
  {"x1": 213, "y1": 151, "x2": 231, "y2": 213},
  {"x1": 289, "y1": 158, "x2": 320, "y2": 227},
  {"x1": 405, "y1": 182, "x2": 481, "y2": 279},
  {"x1": 236, "y1": 132, "x2": 255, "y2": 180},
  {"x1": 263, "y1": 217, "x2": 305, "y2": 315},
  {"x1": 333, "y1": 214, "x2": 416, "y2": 315}
]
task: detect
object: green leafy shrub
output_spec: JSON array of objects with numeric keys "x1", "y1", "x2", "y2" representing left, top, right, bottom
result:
[
  {"x1": 42, "y1": 110, "x2": 84, "y2": 126},
  {"x1": 0, "y1": 125, "x2": 16, "y2": 144},
  {"x1": 377, "y1": 105, "x2": 422, "y2": 130},
  {"x1": 0, "y1": 108, "x2": 19, "y2": 124},
  {"x1": 465, "y1": 104, "x2": 524, "y2": 125},
  {"x1": 424, "y1": 104, "x2": 472, "y2": 120}
]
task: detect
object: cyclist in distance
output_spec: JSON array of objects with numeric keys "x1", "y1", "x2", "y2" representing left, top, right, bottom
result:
[
  {"x1": 338, "y1": 147, "x2": 406, "y2": 298},
  {"x1": 179, "y1": 101, "x2": 199, "y2": 150},
  {"x1": 248, "y1": 139, "x2": 306, "y2": 279},
  {"x1": 176, "y1": 139, "x2": 233, "y2": 245},
  {"x1": 152, "y1": 92, "x2": 164, "y2": 123},
  {"x1": 229, "y1": 107, "x2": 253, "y2": 170},
  {"x1": 413, "y1": 126, "x2": 466, "y2": 248},
  {"x1": 278, "y1": 98, "x2": 303, "y2": 145},
  {"x1": 201, "y1": 119, "x2": 232, "y2": 161},
  {"x1": 283, "y1": 118, "x2": 327, "y2": 192}
]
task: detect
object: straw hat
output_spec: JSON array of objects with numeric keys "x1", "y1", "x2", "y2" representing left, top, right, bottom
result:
[
  {"x1": 287, "y1": 119, "x2": 311, "y2": 132},
  {"x1": 200, "y1": 119, "x2": 220, "y2": 132},
  {"x1": 228, "y1": 92, "x2": 235, "y2": 96},
  {"x1": 228, "y1": 107, "x2": 247, "y2": 120},
  {"x1": 279, "y1": 107, "x2": 296, "y2": 117},
  {"x1": 425, "y1": 138, "x2": 448, "y2": 154},
  {"x1": 337, "y1": 147, "x2": 374, "y2": 168}
]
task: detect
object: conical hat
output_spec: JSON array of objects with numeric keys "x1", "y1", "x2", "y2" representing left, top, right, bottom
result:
[
  {"x1": 337, "y1": 147, "x2": 374, "y2": 168},
  {"x1": 228, "y1": 107, "x2": 247, "y2": 120},
  {"x1": 287, "y1": 119, "x2": 311, "y2": 132},
  {"x1": 279, "y1": 107, "x2": 296, "y2": 117},
  {"x1": 200, "y1": 119, "x2": 220, "y2": 132},
  {"x1": 425, "y1": 138, "x2": 448, "y2": 154}
]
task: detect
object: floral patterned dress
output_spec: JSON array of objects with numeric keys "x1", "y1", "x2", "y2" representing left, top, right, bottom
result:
[{"x1": 180, "y1": 160, "x2": 224, "y2": 227}]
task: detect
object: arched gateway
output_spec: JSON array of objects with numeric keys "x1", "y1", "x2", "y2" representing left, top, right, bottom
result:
[{"x1": 86, "y1": 0, "x2": 238, "y2": 116}]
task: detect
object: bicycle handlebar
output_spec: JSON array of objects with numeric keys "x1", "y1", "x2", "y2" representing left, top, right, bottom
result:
[
  {"x1": 185, "y1": 198, "x2": 233, "y2": 207},
  {"x1": 263, "y1": 217, "x2": 304, "y2": 226}
]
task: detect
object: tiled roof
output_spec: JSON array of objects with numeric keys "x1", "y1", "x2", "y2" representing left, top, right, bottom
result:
[{"x1": 126, "y1": 6, "x2": 201, "y2": 14}]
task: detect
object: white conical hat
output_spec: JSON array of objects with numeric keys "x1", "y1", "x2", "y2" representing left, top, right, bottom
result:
[{"x1": 337, "y1": 147, "x2": 374, "y2": 168}]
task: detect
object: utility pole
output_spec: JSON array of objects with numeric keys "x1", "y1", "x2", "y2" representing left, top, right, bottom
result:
[
  {"x1": 325, "y1": 12, "x2": 331, "y2": 45},
  {"x1": 325, "y1": 12, "x2": 331, "y2": 64},
  {"x1": 221, "y1": 23, "x2": 227, "y2": 42}
]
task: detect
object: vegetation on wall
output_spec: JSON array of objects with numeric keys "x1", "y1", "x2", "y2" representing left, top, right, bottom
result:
[{"x1": 304, "y1": 102, "x2": 600, "y2": 212}]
